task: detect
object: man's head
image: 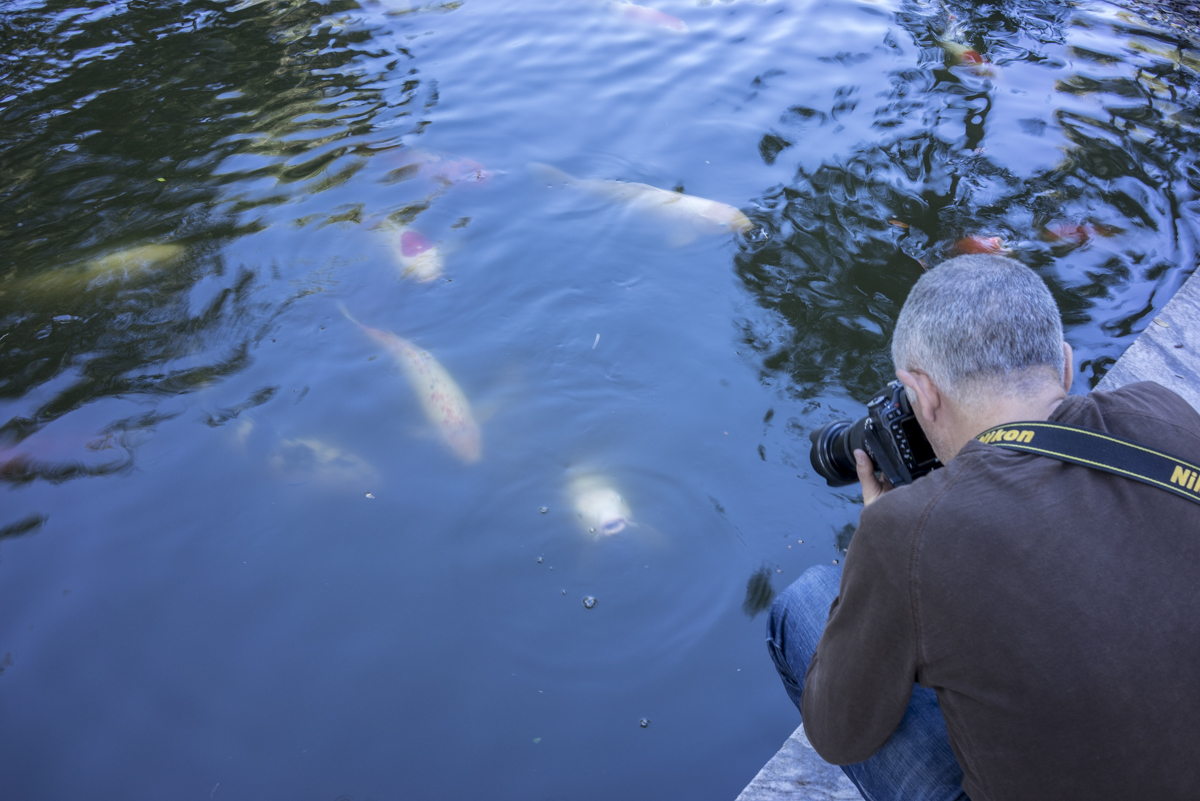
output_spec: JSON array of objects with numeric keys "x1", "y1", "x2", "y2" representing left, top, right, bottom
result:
[
  {"x1": 892, "y1": 254, "x2": 1066, "y2": 406},
  {"x1": 890, "y1": 255, "x2": 1072, "y2": 462}
]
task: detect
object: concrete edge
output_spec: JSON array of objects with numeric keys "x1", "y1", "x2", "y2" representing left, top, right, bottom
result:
[{"x1": 734, "y1": 725, "x2": 862, "y2": 801}]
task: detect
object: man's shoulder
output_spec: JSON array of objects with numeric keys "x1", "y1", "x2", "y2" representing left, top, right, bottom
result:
[
  {"x1": 1068, "y1": 381, "x2": 1200, "y2": 452},
  {"x1": 855, "y1": 453, "x2": 976, "y2": 549}
]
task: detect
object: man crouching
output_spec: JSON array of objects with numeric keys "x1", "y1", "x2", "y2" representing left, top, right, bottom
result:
[{"x1": 767, "y1": 254, "x2": 1200, "y2": 801}]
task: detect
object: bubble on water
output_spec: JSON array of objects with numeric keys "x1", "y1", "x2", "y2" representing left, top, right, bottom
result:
[
  {"x1": 582, "y1": 596, "x2": 597, "y2": 609},
  {"x1": 536, "y1": 557, "x2": 543, "y2": 563},
  {"x1": 561, "y1": 590, "x2": 566, "y2": 595},
  {"x1": 539, "y1": 506, "x2": 548, "y2": 514},
  {"x1": 589, "y1": 527, "x2": 596, "y2": 533},
  {"x1": 364, "y1": 492, "x2": 375, "y2": 499},
  {"x1": 639, "y1": 719, "x2": 650, "y2": 728}
]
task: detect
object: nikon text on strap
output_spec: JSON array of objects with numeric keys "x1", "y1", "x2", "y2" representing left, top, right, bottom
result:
[{"x1": 975, "y1": 421, "x2": 1200, "y2": 506}]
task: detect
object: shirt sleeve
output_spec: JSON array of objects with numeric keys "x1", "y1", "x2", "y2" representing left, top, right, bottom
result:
[{"x1": 800, "y1": 493, "x2": 923, "y2": 764}]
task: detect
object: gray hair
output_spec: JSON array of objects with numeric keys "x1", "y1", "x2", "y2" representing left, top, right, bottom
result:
[{"x1": 891, "y1": 255, "x2": 1065, "y2": 404}]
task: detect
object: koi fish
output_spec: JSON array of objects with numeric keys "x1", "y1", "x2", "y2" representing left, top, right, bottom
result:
[
  {"x1": 1039, "y1": 223, "x2": 1119, "y2": 246},
  {"x1": 936, "y1": 21, "x2": 991, "y2": 73},
  {"x1": 952, "y1": 235, "x2": 1008, "y2": 255},
  {"x1": 389, "y1": 226, "x2": 444, "y2": 283},
  {"x1": 569, "y1": 473, "x2": 632, "y2": 536},
  {"x1": 341, "y1": 306, "x2": 481, "y2": 464},
  {"x1": 20, "y1": 243, "x2": 187, "y2": 293},
  {"x1": 529, "y1": 163, "x2": 752, "y2": 243},
  {"x1": 612, "y1": 1, "x2": 688, "y2": 33},
  {"x1": 380, "y1": 149, "x2": 493, "y2": 187}
]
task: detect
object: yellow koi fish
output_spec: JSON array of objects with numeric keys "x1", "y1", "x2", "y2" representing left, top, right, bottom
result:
[
  {"x1": 19, "y1": 243, "x2": 187, "y2": 293},
  {"x1": 342, "y1": 306, "x2": 481, "y2": 463},
  {"x1": 529, "y1": 163, "x2": 752, "y2": 244}
]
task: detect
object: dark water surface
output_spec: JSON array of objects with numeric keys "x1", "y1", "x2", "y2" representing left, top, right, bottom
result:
[{"x1": 2, "y1": 0, "x2": 1198, "y2": 797}]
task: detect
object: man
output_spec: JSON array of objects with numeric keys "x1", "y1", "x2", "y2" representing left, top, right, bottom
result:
[{"x1": 767, "y1": 255, "x2": 1200, "y2": 801}]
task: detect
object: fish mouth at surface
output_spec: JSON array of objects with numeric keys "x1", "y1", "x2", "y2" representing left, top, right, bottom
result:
[{"x1": 599, "y1": 518, "x2": 628, "y2": 536}]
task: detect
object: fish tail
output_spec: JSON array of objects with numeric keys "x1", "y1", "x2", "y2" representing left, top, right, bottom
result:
[
  {"x1": 337, "y1": 302, "x2": 362, "y2": 327},
  {"x1": 527, "y1": 162, "x2": 575, "y2": 187}
]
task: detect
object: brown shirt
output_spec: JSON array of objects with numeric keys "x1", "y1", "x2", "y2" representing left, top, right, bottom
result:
[{"x1": 802, "y1": 382, "x2": 1200, "y2": 801}]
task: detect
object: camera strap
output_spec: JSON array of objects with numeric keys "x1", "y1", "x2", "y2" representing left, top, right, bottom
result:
[{"x1": 975, "y1": 421, "x2": 1200, "y2": 506}]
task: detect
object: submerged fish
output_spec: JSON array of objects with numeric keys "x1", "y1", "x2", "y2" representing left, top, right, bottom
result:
[
  {"x1": 1039, "y1": 223, "x2": 1119, "y2": 246},
  {"x1": 21, "y1": 243, "x2": 187, "y2": 293},
  {"x1": 381, "y1": 149, "x2": 493, "y2": 187},
  {"x1": 529, "y1": 163, "x2": 752, "y2": 243},
  {"x1": 342, "y1": 306, "x2": 481, "y2": 463},
  {"x1": 952, "y1": 235, "x2": 1009, "y2": 255},
  {"x1": 936, "y1": 22, "x2": 991, "y2": 73},
  {"x1": 268, "y1": 438, "x2": 375, "y2": 486},
  {"x1": 388, "y1": 226, "x2": 444, "y2": 283},
  {"x1": 612, "y1": 1, "x2": 689, "y2": 32},
  {"x1": 569, "y1": 473, "x2": 632, "y2": 536}
]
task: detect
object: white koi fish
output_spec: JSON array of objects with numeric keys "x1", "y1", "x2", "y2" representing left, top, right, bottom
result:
[
  {"x1": 341, "y1": 305, "x2": 481, "y2": 463},
  {"x1": 569, "y1": 473, "x2": 632, "y2": 536},
  {"x1": 530, "y1": 163, "x2": 752, "y2": 244},
  {"x1": 388, "y1": 226, "x2": 444, "y2": 283},
  {"x1": 611, "y1": 1, "x2": 689, "y2": 32}
]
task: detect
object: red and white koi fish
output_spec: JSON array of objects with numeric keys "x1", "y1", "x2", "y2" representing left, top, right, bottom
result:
[
  {"x1": 529, "y1": 163, "x2": 752, "y2": 243},
  {"x1": 389, "y1": 226, "x2": 444, "y2": 283},
  {"x1": 612, "y1": 1, "x2": 688, "y2": 32},
  {"x1": 341, "y1": 306, "x2": 481, "y2": 464}
]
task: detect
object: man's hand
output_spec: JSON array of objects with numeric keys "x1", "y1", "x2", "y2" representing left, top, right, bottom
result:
[{"x1": 855, "y1": 449, "x2": 892, "y2": 506}]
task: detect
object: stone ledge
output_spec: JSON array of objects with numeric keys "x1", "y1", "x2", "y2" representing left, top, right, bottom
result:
[
  {"x1": 1096, "y1": 268, "x2": 1200, "y2": 413},
  {"x1": 734, "y1": 725, "x2": 862, "y2": 801}
]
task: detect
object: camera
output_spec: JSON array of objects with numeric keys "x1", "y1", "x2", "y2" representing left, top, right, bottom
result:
[{"x1": 809, "y1": 380, "x2": 942, "y2": 488}]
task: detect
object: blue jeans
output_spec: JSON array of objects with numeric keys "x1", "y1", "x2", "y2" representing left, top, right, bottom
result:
[{"x1": 766, "y1": 565, "x2": 969, "y2": 801}]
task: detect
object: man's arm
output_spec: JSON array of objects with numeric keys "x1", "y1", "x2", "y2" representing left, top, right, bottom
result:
[{"x1": 800, "y1": 498, "x2": 922, "y2": 764}]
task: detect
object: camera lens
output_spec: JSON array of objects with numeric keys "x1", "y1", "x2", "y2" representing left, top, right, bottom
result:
[{"x1": 809, "y1": 418, "x2": 866, "y2": 487}]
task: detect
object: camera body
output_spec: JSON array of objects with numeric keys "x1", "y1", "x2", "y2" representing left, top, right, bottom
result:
[{"x1": 808, "y1": 380, "x2": 942, "y2": 488}]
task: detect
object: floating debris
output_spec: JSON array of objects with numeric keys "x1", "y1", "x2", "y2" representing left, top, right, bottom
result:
[
  {"x1": 536, "y1": 557, "x2": 543, "y2": 563},
  {"x1": 561, "y1": 590, "x2": 566, "y2": 595},
  {"x1": 365, "y1": 492, "x2": 375, "y2": 499},
  {"x1": 1154, "y1": 318, "x2": 1170, "y2": 327},
  {"x1": 582, "y1": 596, "x2": 597, "y2": 609},
  {"x1": 639, "y1": 719, "x2": 650, "y2": 728},
  {"x1": 539, "y1": 506, "x2": 548, "y2": 514}
]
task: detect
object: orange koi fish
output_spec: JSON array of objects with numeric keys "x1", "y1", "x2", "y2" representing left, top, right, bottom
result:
[
  {"x1": 341, "y1": 307, "x2": 481, "y2": 464},
  {"x1": 953, "y1": 235, "x2": 1009, "y2": 255}
]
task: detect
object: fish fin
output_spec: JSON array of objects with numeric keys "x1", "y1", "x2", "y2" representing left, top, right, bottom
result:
[
  {"x1": 337, "y1": 302, "x2": 362, "y2": 327},
  {"x1": 665, "y1": 226, "x2": 700, "y2": 247},
  {"x1": 528, "y1": 162, "x2": 576, "y2": 187}
]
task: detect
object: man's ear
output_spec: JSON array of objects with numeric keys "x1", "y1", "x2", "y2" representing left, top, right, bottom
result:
[
  {"x1": 896, "y1": 368, "x2": 943, "y2": 425},
  {"x1": 1062, "y1": 341, "x2": 1074, "y2": 394}
]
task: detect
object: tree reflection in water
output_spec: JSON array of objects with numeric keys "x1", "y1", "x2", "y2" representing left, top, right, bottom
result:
[
  {"x1": 735, "y1": 0, "x2": 1200, "y2": 408},
  {"x1": 0, "y1": 0, "x2": 426, "y2": 481}
]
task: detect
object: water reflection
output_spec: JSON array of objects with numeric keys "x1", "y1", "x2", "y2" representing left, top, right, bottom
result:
[
  {"x1": 0, "y1": 0, "x2": 417, "y2": 468},
  {"x1": 742, "y1": 564, "x2": 775, "y2": 618},
  {"x1": 737, "y1": 0, "x2": 1200, "y2": 405}
]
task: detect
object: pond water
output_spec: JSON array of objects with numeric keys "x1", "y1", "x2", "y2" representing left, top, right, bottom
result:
[{"x1": 1, "y1": 0, "x2": 1198, "y2": 798}]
